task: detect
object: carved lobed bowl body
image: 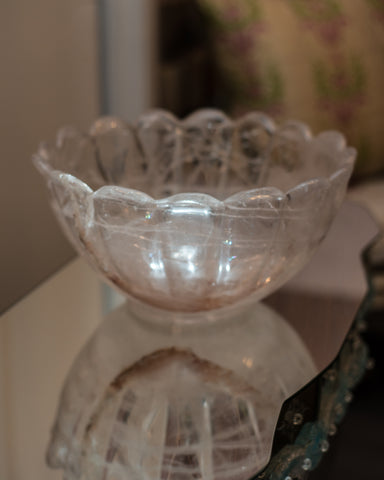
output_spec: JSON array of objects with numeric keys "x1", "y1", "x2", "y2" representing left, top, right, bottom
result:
[{"x1": 34, "y1": 109, "x2": 355, "y2": 313}]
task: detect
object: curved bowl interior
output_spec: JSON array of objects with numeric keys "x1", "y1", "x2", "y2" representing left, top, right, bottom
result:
[{"x1": 33, "y1": 110, "x2": 355, "y2": 312}]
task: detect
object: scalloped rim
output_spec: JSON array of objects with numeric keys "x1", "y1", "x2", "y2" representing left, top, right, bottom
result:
[{"x1": 32, "y1": 109, "x2": 356, "y2": 206}]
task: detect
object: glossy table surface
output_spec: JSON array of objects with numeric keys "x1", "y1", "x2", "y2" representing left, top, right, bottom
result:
[{"x1": 0, "y1": 200, "x2": 379, "y2": 479}]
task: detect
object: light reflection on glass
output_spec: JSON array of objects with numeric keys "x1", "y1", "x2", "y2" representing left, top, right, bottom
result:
[
  {"x1": 148, "y1": 253, "x2": 165, "y2": 278},
  {"x1": 242, "y1": 358, "x2": 254, "y2": 368},
  {"x1": 170, "y1": 207, "x2": 210, "y2": 216}
]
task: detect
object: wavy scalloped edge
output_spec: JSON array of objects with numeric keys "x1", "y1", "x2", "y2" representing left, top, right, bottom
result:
[{"x1": 33, "y1": 109, "x2": 356, "y2": 206}]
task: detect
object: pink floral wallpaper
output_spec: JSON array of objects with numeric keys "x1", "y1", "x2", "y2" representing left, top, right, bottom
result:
[{"x1": 200, "y1": 0, "x2": 384, "y2": 178}]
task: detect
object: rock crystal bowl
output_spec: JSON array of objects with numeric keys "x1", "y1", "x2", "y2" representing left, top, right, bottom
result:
[
  {"x1": 34, "y1": 109, "x2": 355, "y2": 480},
  {"x1": 33, "y1": 109, "x2": 355, "y2": 313}
]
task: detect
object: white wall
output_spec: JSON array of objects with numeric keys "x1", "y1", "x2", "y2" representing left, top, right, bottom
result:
[{"x1": 0, "y1": 0, "x2": 100, "y2": 311}]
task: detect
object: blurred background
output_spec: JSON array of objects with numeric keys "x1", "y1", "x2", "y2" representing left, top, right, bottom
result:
[
  {"x1": 2, "y1": 0, "x2": 384, "y2": 313},
  {"x1": 0, "y1": 1, "x2": 383, "y2": 479}
]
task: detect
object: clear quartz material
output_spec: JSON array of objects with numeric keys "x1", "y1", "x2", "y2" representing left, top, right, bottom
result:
[
  {"x1": 33, "y1": 109, "x2": 354, "y2": 480},
  {"x1": 46, "y1": 301, "x2": 316, "y2": 480},
  {"x1": 33, "y1": 109, "x2": 355, "y2": 312}
]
